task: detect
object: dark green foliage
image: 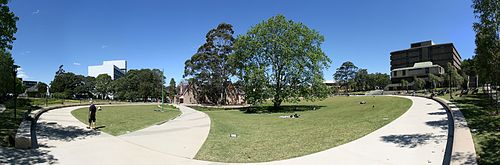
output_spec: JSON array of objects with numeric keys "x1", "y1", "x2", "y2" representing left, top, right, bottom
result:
[
  {"x1": 184, "y1": 23, "x2": 235, "y2": 105},
  {"x1": 36, "y1": 82, "x2": 48, "y2": 97},
  {"x1": 445, "y1": 62, "x2": 464, "y2": 88},
  {"x1": 95, "y1": 74, "x2": 112, "y2": 99},
  {"x1": 0, "y1": 47, "x2": 15, "y2": 102},
  {"x1": 334, "y1": 61, "x2": 358, "y2": 92},
  {"x1": 0, "y1": 0, "x2": 18, "y2": 50},
  {"x1": 111, "y1": 69, "x2": 163, "y2": 101},
  {"x1": 233, "y1": 15, "x2": 331, "y2": 107},
  {"x1": 401, "y1": 80, "x2": 409, "y2": 90},
  {"x1": 168, "y1": 78, "x2": 176, "y2": 102},
  {"x1": 49, "y1": 71, "x2": 96, "y2": 99},
  {"x1": 472, "y1": 0, "x2": 500, "y2": 85},
  {"x1": 413, "y1": 76, "x2": 425, "y2": 90},
  {"x1": 450, "y1": 93, "x2": 500, "y2": 165},
  {"x1": 428, "y1": 73, "x2": 443, "y2": 89},
  {"x1": 354, "y1": 69, "x2": 368, "y2": 91}
]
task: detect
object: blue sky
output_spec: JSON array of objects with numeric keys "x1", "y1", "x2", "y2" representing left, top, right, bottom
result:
[{"x1": 9, "y1": 0, "x2": 476, "y2": 84}]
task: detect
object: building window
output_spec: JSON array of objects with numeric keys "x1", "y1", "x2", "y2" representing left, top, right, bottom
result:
[
  {"x1": 394, "y1": 71, "x2": 397, "y2": 76},
  {"x1": 425, "y1": 68, "x2": 429, "y2": 74},
  {"x1": 402, "y1": 70, "x2": 406, "y2": 76}
]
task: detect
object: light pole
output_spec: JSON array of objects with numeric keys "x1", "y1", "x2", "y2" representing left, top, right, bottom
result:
[
  {"x1": 45, "y1": 86, "x2": 49, "y2": 107},
  {"x1": 161, "y1": 68, "x2": 164, "y2": 112},
  {"x1": 449, "y1": 70, "x2": 453, "y2": 100},
  {"x1": 13, "y1": 65, "x2": 19, "y2": 120}
]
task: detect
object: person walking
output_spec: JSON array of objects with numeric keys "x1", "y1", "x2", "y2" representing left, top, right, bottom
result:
[{"x1": 88, "y1": 101, "x2": 97, "y2": 129}]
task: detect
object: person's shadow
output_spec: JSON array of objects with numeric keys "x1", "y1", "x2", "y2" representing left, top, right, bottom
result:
[{"x1": 37, "y1": 122, "x2": 101, "y2": 142}]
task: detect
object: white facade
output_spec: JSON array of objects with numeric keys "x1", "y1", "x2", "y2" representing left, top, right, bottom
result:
[
  {"x1": 391, "y1": 61, "x2": 444, "y2": 79},
  {"x1": 88, "y1": 60, "x2": 127, "y2": 80}
]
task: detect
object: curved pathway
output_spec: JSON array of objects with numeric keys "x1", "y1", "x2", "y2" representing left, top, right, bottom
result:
[{"x1": 15, "y1": 96, "x2": 448, "y2": 164}]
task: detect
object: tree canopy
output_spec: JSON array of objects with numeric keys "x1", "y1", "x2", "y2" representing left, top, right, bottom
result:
[
  {"x1": 473, "y1": 0, "x2": 500, "y2": 85},
  {"x1": 95, "y1": 74, "x2": 112, "y2": 99},
  {"x1": 413, "y1": 76, "x2": 425, "y2": 90},
  {"x1": 334, "y1": 61, "x2": 358, "y2": 92},
  {"x1": 184, "y1": 23, "x2": 235, "y2": 105},
  {"x1": 0, "y1": 0, "x2": 18, "y2": 103},
  {"x1": 111, "y1": 69, "x2": 164, "y2": 101},
  {"x1": 0, "y1": 0, "x2": 18, "y2": 50},
  {"x1": 233, "y1": 15, "x2": 331, "y2": 108},
  {"x1": 168, "y1": 78, "x2": 176, "y2": 102}
]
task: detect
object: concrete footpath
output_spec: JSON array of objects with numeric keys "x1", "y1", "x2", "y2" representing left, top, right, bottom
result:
[{"x1": 1, "y1": 96, "x2": 454, "y2": 164}]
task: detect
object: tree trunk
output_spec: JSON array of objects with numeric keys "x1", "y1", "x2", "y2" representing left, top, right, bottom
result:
[{"x1": 273, "y1": 100, "x2": 282, "y2": 109}]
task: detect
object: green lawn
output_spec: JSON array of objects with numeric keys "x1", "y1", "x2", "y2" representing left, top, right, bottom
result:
[
  {"x1": 28, "y1": 97, "x2": 81, "y2": 107},
  {"x1": 440, "y1": 93, "x2": 500, "y2": 164},
  {"x1": 71, "y1": 104, "x2": 180, "y2": 136},
  {"x1": 193, "y1": 96, "x2": 412, "y2": 162}
]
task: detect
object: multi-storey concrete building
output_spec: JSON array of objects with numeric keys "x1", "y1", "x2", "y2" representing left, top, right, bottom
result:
[
  {"x1": 391, "y1": 61, "x2": 445, "y2": 84},
  {"x1": 88, "y1": 60, "x2": 127, "y2": 80},
  {"x1": 390, "y1": 40, "x2": 461, "y2": 84}
]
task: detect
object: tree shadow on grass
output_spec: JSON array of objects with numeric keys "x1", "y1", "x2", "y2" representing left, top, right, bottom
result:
[
  {"x1": 380, "y1": 133, "x2": 446, "y2": 148},
  {"x1": 0, "y1": 147, "x2": 58, "y2": 164},
  {"x1": 37, "y1": 122, "x2": 100, "y2": 142},
  {"x1": 449, "y1": 93, "x2": 500, "y2": 164},
  {"x1": 451, "y1": 151, "x2": 477, "y2": 165},
  {"x1": 451, "y1": 94, "x2": 500, "y2": 134},
  {"x1": 239, "y1": 105, "x2": 326, "y2": 114}
]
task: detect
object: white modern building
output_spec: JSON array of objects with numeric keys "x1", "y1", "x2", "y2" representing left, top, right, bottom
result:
[{"x1": 88, "y1": 60, "x2": 127, "y2": 80}]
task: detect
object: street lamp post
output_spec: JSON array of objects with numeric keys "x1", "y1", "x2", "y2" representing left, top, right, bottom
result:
[
  {"x1": 449, "y1": 70, "x2": 453, "y2": 100},
  {"x1": 13, "y1": 65, "x2": 19, "y2": 120},
  {"x1": 161, "y1": 68, "x2": 164, "y2": 112}
]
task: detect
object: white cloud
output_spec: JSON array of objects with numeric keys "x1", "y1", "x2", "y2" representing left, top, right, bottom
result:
[
  {"x1": 16, "y1": 68, "x2": 30, "y2": 79},
  {"x1": 20, "y1": 51, "x2": 31, "y2": 55},
  {"x1": 32, "y1": 9, "x2": 40, "y2": 15},
  {"x1": 101, "y1": 45, "x2": 108, "y2": 49},
  {"x1": 73, "y1": 62, "x2": 81, "y2": 66}
]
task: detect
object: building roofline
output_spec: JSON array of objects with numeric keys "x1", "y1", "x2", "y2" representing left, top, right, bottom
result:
[
  {"x1": 390, "y1": 43, "x2": 455, "y2": 54},
  {"x1": 391, "y1": 61, "x2": 444, "y2": 71}
]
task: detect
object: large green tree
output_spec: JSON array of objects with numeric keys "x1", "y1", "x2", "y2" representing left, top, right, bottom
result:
[
  {"x1": 168, "y1": 78, "x2": 176, "y2": 102},
  {"x1": 50, "y1": 72, "x2": 96, "y2": 99},
  {"x1": 95, "y1": 74, "x2": 112, "y2": 99},
  {"x1": 37, "y1": 82, "x2": 48, "y2": 97},
  {"x1": 473, "y1": 0, "x2": 500, "y2": 87},
  {"x1": 401, "y1": 79, "x2": 409, "y2": 91},
  {"x1": 428, "y1": 73, "x2": 443, "y2": 89},
  {"x1": 367, "y1": 73, "x2": 391, "y2": 90},
  {"x1": 445, "y1": 62, "x2": 464, "y2": 89},
  {"x1": 0, "y1": 0, "x2": 18, "y2": 50},
  {"x1": 111, "y1": 69, "x2": 163, "y2": 102},
  {"x1": 354, "y1": 69, "x2": 368, "y2": 91},
  {"x1": 334, "y1": 61, "x2": 358, "y2": 93},
  {"x1": 0, "y1": 49, "x2": 15, "y2": 102},
  {"x1": 184, "y1": 23, "x2": 235, "y2": 105},
  {"x1": 0, "y1": 0, "x2": 18, "y2": 102},
  {"x1": 233, "y1": 15, "x2": 331, "y2": 108},
  {"x1": 413, "y1": 76, "x2": 425, "y2": 90}
]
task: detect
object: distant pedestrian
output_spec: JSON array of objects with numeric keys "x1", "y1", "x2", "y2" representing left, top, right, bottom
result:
[{"x1": 88, "y1": 101, "x2": 97, "y2": 129}]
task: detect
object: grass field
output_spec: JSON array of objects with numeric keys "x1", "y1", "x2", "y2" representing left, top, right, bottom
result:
[
  {"x1": 193, "y1": 96, "x2": 412, "y2": 162},
  {"x1": 71, "y1": 104, "x2": 180, "y2": 136},
  {"x1": 440, "y1": 93, "x2": 500, "y2": 164},
  {"x1": 28, "y1": 98, "x2": 81, "y2": 107}
]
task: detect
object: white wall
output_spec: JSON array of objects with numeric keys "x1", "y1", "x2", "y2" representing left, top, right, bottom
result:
[{"x1": 88, "y1": 65, "x2": 115, "y2": 79}]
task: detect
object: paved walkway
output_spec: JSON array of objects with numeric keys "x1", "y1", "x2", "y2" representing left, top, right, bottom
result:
[{"x1": 1, "y1": 96, "x2": 450, "y2": 164}]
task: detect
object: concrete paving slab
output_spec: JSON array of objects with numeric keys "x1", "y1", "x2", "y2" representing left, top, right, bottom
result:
[{"x1": 2, "y1": 96, "x2": 452, "y2": 165}]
